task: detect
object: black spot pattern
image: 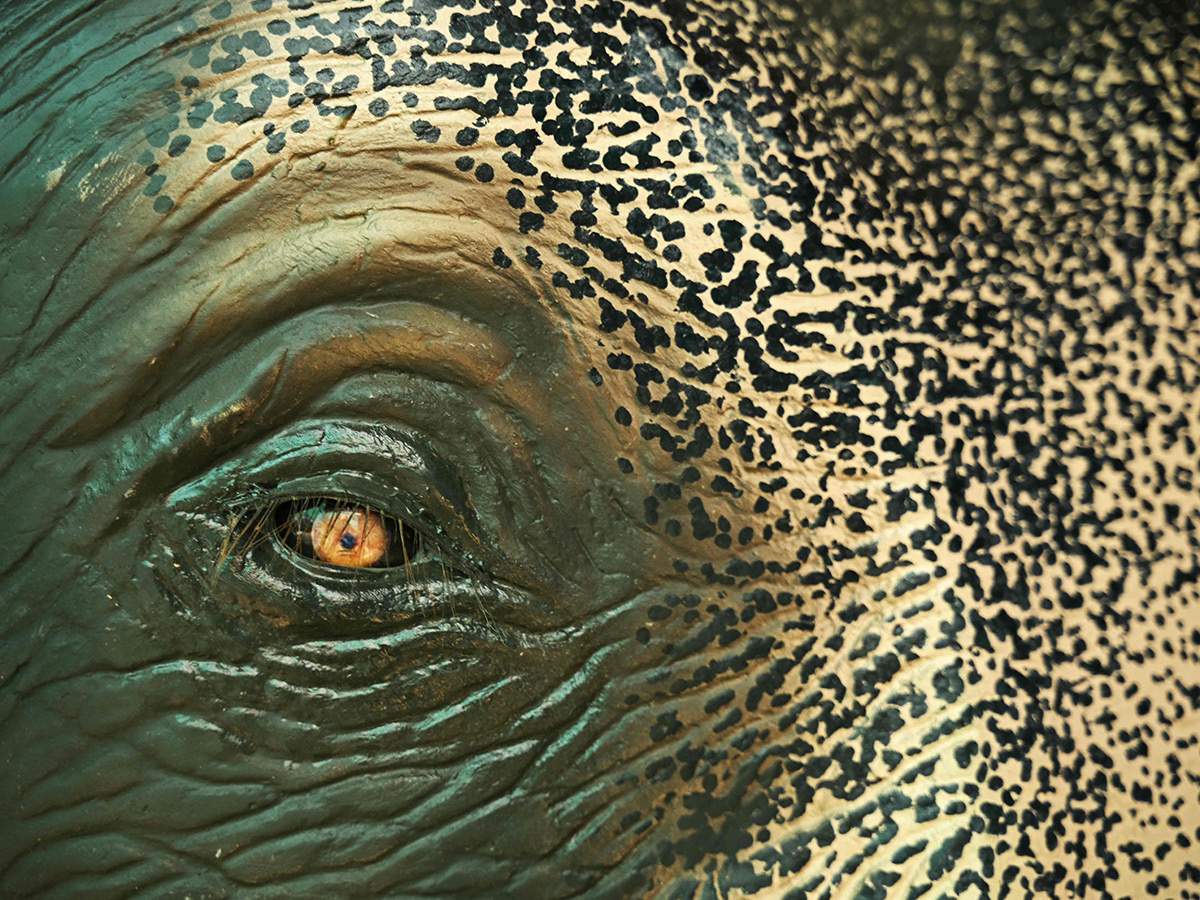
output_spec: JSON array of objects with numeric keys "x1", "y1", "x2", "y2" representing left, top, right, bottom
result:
[{"x1": 3, "y1": 0, "x2": 1199, "y2": 898}]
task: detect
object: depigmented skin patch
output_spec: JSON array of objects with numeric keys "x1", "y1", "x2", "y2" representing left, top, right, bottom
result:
[{"x1": 1, "y1": 1, "x2": 1199, "y2": 898}]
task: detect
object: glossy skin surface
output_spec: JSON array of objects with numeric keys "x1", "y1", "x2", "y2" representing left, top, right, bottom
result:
[{"x1": 2, "y1": 1, "x2": 1199, "y2": 898}]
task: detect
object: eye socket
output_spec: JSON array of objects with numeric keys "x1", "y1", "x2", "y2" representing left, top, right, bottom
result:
[{"x1": 221, "y1": 495, "x2": 453, "y2": 574}]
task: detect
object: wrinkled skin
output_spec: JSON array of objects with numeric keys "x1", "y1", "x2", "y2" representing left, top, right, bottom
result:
[{"x1": 2, "y1": 1, "x2": 1200, "y2": 898}]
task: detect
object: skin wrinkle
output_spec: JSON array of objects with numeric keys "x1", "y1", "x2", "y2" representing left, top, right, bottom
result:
[
  {"x1": 2, "y1": 0, "x2": 1199, "y2": 899},
  {"x1": 138, "y1": 475, "x2": 676, "y2": 892},
  {"x1": 42, "y1": 210, "x2": 561, "y2": 445},
  {"x1": 10, "y1": 8, "x2": 730, "y2": 368}
]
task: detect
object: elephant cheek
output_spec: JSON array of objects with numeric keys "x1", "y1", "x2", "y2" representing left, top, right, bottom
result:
[{"x1": 0, "y1": 519, "x2": 706, "y2": 897}]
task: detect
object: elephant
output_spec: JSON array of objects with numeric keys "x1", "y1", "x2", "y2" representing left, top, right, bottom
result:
[{"x1": 2, "y1": 0, "x2": 1198, "y2": 897}]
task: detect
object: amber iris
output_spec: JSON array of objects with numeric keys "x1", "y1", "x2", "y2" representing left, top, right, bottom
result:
[
  {"x1": 272, "y1": 499, "x2": 418, "y2": 570},
  {"x1": 310, "y1": 507, "x2": 390, "y2": 567}
]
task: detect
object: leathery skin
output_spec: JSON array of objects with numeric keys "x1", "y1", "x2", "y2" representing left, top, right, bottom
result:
[{"x1": 1, "y1": 1, "x2": 1199, "y2": 898}]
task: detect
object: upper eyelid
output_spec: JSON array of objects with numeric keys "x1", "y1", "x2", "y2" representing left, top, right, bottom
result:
[{"x1": 167, "y1": 421, "x2": 464, "y2": 514}]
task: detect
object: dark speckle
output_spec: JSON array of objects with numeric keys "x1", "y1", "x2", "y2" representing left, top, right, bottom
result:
[{"x1": 410, "y1": 120, "x2": 440, "y2": 142}]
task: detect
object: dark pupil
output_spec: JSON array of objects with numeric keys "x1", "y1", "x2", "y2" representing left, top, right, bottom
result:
[{"x1": 270, "y1": 497, "x2": 429, "y2": 571}]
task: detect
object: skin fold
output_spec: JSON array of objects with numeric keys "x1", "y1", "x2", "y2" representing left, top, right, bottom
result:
[{"x1": 1, "y1": 0, "x2": 1198, "y2": 898}]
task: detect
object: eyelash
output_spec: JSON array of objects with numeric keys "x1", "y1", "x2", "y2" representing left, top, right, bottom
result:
[{"x1": 215, "y1": 494, "x2": 461, "y2": 581}]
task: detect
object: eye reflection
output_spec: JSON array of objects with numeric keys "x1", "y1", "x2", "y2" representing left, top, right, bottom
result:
[
  {"x1": 295, "y1": 505, "x2": 390, "y2": 568},
  {"x1": 269, "y1": 497, "x2": 428, "y2": 571}
]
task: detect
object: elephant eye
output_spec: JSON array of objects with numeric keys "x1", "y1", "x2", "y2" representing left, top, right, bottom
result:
[
  {"x1": 277, "y1": 498, "x2": 403, "y2": 569},
  {"x1": 223, "y1": 495, "x2": 448, "y2": 573}
]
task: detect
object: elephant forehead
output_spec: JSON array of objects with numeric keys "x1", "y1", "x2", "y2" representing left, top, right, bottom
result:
[
  {"x1": 19, "y1": 0, "x2": 756, "y2": 226},
  {"x1": 8, "y1": 0, "x2": 805, "y2": 379},
  {"x1": 7, "y1": 0, "x2": 861, "y2": 531}
]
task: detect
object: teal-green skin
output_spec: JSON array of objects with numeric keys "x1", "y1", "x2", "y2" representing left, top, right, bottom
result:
[{"x1": 3, "y1": 1, "x2": 1200, "y2": 898}]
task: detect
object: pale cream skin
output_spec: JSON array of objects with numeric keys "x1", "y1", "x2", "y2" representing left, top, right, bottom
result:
[{"x1": 10, "y1": 2, "x2": 1196, "y2": 899}]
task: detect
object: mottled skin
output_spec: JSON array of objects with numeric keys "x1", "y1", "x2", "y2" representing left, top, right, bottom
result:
[{"x1": 1, "y1": 0, "x2": 1199, "y2": 898}]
